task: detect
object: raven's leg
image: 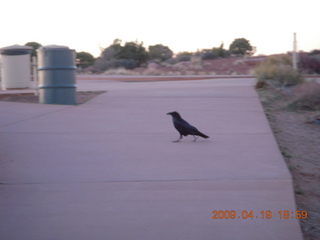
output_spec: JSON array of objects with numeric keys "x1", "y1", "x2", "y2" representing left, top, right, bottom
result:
[
  {"x1": 173, "y1": 134, "x2": 182, "y2": 142},
  {"x1": 193, "y1": 135, "x2": 198, "y2": 142}
]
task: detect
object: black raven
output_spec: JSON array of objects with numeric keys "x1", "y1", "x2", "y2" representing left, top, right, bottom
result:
[{"x1": 167, "y1": 111, "x2": 209, "y2": 142}]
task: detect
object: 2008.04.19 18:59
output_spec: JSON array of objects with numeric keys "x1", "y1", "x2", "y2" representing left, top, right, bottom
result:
[{"x1": 211, "y1": 210, "x2": 308, "y2": 220}]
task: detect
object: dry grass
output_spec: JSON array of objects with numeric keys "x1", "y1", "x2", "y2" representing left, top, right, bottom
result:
[
  {"x1": 255, "y1": 55, "x2": 304, "y2": 87},
  {"x1": 289, "y1": 82, "x2": 320, "y2": 111},
  {"x1": 142, "y1": 68, "x2": 163, "y2": 76},
  {"x1": 256, "y1": 79, "x2": 320, "y2": 112},
  {"x1": 104, "y1": 67, "x2": 138, "y2": 75},
  {"x1": 190, "y1": 56, "x2": 203, "y2": 69}
]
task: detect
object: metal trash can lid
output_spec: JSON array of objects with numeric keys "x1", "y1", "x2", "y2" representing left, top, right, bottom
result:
[
  {"x1": 38, "y1": 45, "x2": 71, "y2": 51},
  {"x1": 0, "y1": 44, "x2": 32, "y2": 55}
]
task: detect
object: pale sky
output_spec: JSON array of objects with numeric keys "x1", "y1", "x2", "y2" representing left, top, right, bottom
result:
[{"x1": 1, "y1": 0, "x2": 319, "y2": 57}]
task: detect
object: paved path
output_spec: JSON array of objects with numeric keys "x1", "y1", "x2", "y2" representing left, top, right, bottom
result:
[{"x1": 0, "y1": 78, "x2": 303, "y2": 240}]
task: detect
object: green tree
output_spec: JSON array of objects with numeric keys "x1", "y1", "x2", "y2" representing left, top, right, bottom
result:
[
  {"x1": 95, "y1": 39, "x2": 149, "y2": 70},
  {"x1": 25, "y1": 42, "x2": 42, "y2": 57},
  {"x1": 148, "y1": 44, "x2": 173, "y2": 61},
  {"x1": 101, "y1": 39, "x2": 122, "y2": 60},
  {"x1": 229, "y1": 38, "x2": 255, "y2": 56},
  {"x1": 212, "y1": 42, "x2": 228, "y2": 58},
  {"x1": 76, "y1": 52, "x2": 95, "y2": 68},
  {"x1": 115, "y1": 41, "x2": 149, "y2": 65}
]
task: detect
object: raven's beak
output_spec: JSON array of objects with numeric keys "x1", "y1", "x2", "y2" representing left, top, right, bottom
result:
[{"x1": 166, "y1": 112, "x2": 171, "y2": 115}]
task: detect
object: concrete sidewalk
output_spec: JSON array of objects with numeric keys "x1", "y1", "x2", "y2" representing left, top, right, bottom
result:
[{"x1": 0, "y1": 78, "x2": 303, "y2": 240}]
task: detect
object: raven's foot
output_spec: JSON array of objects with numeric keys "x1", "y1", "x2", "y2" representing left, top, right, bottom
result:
[
  {"x1": 173, "y1": 135, "x2": 182, "y2": 142},
  {"x1": 193, "y1": 136, "x2": 198, "y2": 142}
]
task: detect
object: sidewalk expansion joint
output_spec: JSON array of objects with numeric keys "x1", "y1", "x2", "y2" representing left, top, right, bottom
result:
[
  {"x1": 0, "y1": 178, "x2": 292, "y2": 186},
  {"x1": 0, "y1": 106, "x2": 74, "y2": 129}
]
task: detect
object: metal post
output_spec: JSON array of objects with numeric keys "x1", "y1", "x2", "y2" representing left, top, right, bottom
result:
[
  {"x1": 293, "y1": 33, "x2": 298, "y2": 70},
  {"x1": 32, "y1": 56, "x2": 38, "y2": 96}
]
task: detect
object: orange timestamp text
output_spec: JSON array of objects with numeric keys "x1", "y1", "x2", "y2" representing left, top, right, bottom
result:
[{"x1": 211, "y1": 210, "x2": 308, "y2": 220}]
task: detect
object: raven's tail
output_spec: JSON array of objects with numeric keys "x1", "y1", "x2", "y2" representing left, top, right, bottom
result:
[{"x1": 196, "y1": 131, "x2": 209, "y2": 139}]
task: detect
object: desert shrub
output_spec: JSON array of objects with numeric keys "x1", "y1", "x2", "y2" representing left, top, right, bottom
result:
[
  {"x1": 113, "y1": 59, "x2": 139, "y2": 69},
  {"x1": 178, "y1": 55, "x2": 191, "y2": 62},
  {"x1": 159, "y1": 62, "x2": 173, "y2": 68},
  {"x1": 92, "y1": 57, "x2": 109, "y2": 72},
  {"x1": 176, "y1": 52, "x2": 193, "y2": 62},
  {"x1": 165, "y1": 58, "x2": 178, "y2": 65},
  {"x1": 212, "y1": 45, "x2": 229, "y2": 58},
  {"x1": 103, "y1": 67, "x2": 140, "y2": 75},
  {"x1": 202, "y1": 51, "x2": 217, "y2": 60},
  {"x1": 288, "y1": 81, "x2": 320, "y2": 110},
  {"x1": 95, "y1": 59, "x2": 138, "y2": 70},
  {"x1": 143, "y1": 68, "x2": 162, "y2": 76},
  {"x1": 190, "y1": 56, "x2": 203, "y2": 69},
  {"x1": 198, "y1": 49, "x2": 218, "y2": 60},
  {"x1": 172, "y1": 61, "x2": 191, "y2": 70},
  {"x1": 85, "y1": 66, "x2": 102, "y2": 74},
  {"x1": 198, "y1": 45, "x2": 229, "y2": 60},
  {"x1": 299, "y1": 52, "x2": 320, "y2": 74},
  {"x1": 255, "y1": 55, "x2": 304, "y2": 88}
]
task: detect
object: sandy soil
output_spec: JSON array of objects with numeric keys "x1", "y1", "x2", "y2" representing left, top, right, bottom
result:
[
  {"x1": 257, "y1": 87, "x2": 320, "y2": 240},
  {"x1": 0, "y1": 91, "x2": 106, "y2": 105}
]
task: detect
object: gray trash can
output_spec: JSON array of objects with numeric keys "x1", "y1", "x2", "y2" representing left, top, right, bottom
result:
[
  {"x1": 0, "y1": 45, "x2": 32, "y2": 90},
  {"x1": 37, "y1": 45, "x2": 77, "y2": 105}
]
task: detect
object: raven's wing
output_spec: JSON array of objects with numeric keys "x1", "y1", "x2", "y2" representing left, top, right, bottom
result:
[{"x1": 173, "y1": 119, "x2": 199, "y2": 136}]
